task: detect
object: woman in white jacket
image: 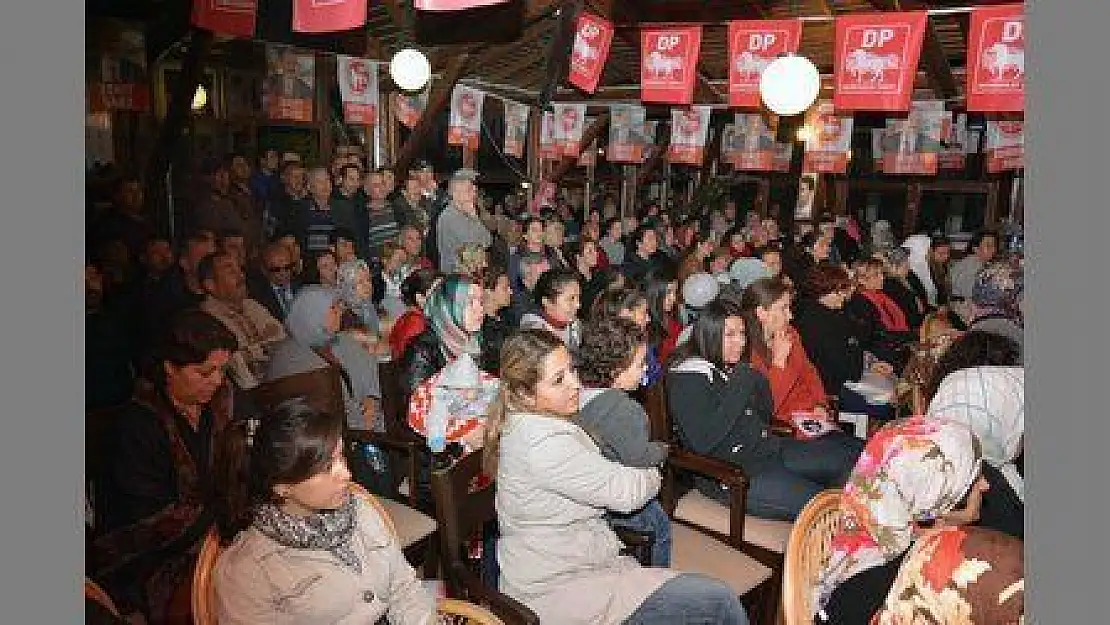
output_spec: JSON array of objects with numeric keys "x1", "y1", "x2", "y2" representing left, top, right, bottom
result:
[{"x1": 482, "y1": 329, "x2": 748, "y2": 625}]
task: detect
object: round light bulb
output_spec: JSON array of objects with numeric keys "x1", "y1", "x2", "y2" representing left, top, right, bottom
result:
[
  {"x1": 191, "y1": 85, "x2": 207, "y2": 111},
  {"x1": 759, "y1": 54, "x2": 821, "y2": 117},
  {"x1": 390, "y1": 48, "x2": 431, "y2": 92}
]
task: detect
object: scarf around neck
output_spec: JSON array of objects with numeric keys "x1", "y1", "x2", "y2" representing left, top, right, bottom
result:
[
  {"x1": 859, "y1": 289, "x2": 910, "y2": 332},
  {"x1": 253, "y1": 493, "x2": 362, "y2": 574}
]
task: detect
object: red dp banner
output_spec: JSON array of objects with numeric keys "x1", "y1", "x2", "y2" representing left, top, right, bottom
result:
[
  {"x1": 293, "y1": 0, "x2": 367, "y2": 34},
  {"x1": 727, "y1": 19, "x2": 803, "y2": 109},
  {"x1": 966, "y1": 4, "x2": 1024, "y2": 112},
  {"x1": 191, "y1": 0, "x2": 257, "y2": 38},
  {"x1": 568, "y1": 11, "x2": 613, "y2": 94},
  {"x1": 833, "y1": 11, "x2": 928, "y2": 112},
  {"x1": 641, "y1": 27, "x2": 702, "y2": 105},
  {"x1": 414, "y1": 0, "x2": 509, "y2": 9}
]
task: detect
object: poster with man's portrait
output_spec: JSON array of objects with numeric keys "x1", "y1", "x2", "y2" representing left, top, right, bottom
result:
[
  {"x1": 264, "y1": 45, "x2": 315, "y2": 123},
  {"x1": 794, "y1": 173, "x2": 818, "y2": 220}
]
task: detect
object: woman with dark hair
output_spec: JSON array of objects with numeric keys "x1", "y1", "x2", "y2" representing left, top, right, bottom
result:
[
  {"x1": 793, "y1": 263, "x2": 867, "y2": 394},
  {"x1": 644, "y1": 267, "x2": 684, "y2": 366},
  {"x1": 387, "y1": 268, "x2": 438, "y2": 361},
  {"x1": 211, "y1": 399, "x2": 435, "y2": 623},
  {"x1": 484, "y1": 330, "x2": 749, "y2": 625},
  {"x1": 520, "y1": 268, "x2": 583, "y2": 349},
  {"x1": 666, "y1": 299, "x2": 861, "y2": 520},
  {"x1": 589, "y1": 286, "x2": 664, "y2": 387},
  {"x1": 303, "y1": 248, "x2": 339, "y2": 287},
  {"x1": 739, "y1": 277, "x2": 834, "y2": 427},
  {"x1": 479, "y1": 266, "x2": 513, "y2": 374},
  {"x1": 90, "y1": 309, "x2": 238, "y2": 623},
  {"x1": 575, "y1": 316, "x2": 672, "y2": 566},
  {"x1": 580, "y1": 266, "x2": 625, "y2": 320},
  {"x1": 921, "y1": 330, "x2": 1022, "y2": 404}
]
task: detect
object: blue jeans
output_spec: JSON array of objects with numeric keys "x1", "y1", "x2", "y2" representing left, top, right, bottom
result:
[
  {"x1": 839, "y1": 386, "x2": 895, "y2": 423},
  {"x1": 623, "y1": 573, "x2": 750, "y2": 625},
  {"x1": 744, "y1": 432, "x2": 864, "y2": 521},
  {"x1": 609, "y1": 498, "x2": 672, "y2": 567}
]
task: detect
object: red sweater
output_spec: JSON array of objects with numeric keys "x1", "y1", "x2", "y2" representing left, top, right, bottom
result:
[
  {"x1": 658, "y1": 317, "x2": 683, "y2": 365},
  {"x1": 389, "y1": 310, "x2": 427, "y2": 361},
  {"x1": 750, "y1": 326, "x2": 828, "y2": 424}
]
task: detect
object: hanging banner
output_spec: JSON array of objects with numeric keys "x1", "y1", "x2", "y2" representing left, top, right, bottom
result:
[
  {"x1": 833, "y1": 11, "x2": 928, "y2": 112},
  {"x1": 721, "y1": 123, "x2": 739, "y2": 165},
  {"x1": 668, "y1": 106, "x2": 712, "y2": 166},
  {"x1": 578, "y1": 121, "x2": 599, "y2": 166},
  {"x1": 985, "y1": 119, "x2": 1024, "y2": 172},
  {"x1": 447, "y1": 84, "x2": 484, "y2": 150},
  {"x1": 966, "y1": 4, "x2": 1024, "y2": 112},
  {"x1": 336, "y1": 55, "x2": 378, "y2": 124},
  {"x1": 414, "y1": 0, "x2": 510, "y2": 10},
  {"x1": 725, "y1": 113, "x2": 778, "y2": 170},
  {"x1": 772, "y1": 142, "x2": 794, "y2": 172},
  {"x1": 191, "y1": 0, "x2": 258, "y2": 38},
  {"x1": 879, "y1": 100, "x2": 945, "y2": 175},
  {"x1": 608, "y1": 104, "x2": 648, "y2": 163},
  {"x1": 393, "y1": 89, "x2": 428, "y2": 129},
  {"x1": 87, "y1": 26, "x2": 150, "y2": 113},
  {"x1": 293, "y1": 0, "x2": 367, "y2": 34},
  {"x1": 568, "y1": 11, "x2": 614, "y2": 94},
  {"x1": 503, "y1": 100, "x2": 529, "y2": 158},
  {"x1": 727, "y1": 19, "x2": 803, "y2": 109},
  {"x1": 553, "y1": 103, "x2": 587, "y2": 156},
  {"x1": 263, "y1": 45, "x2": 315, "y2": 123},
  {"x1": 938, "y1": 112, "x2": 969, "y2": 170},
  {"x1": 802, "y1": 100, "x2": 854, "y2": 173},
  {"x1": 641, "y1": 26, "x2": 702, "y2": 105},
  {"x1": 539, "y1": 111, "x2": 560, "y2": 160}
]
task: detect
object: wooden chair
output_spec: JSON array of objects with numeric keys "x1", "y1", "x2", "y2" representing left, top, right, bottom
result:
[
  {"x1": 640, "y1": 380, "x2": 789, "y2": 625},
  {"x1": 781, "y1": 490, "x2": 844, "y2": 625},
  {"x1": 428, "y1": 451, "x2": 541, "y2": 625},
  {"x1": 437, "y1": 597, "x2": 508, "y2": 625},
  {"x1": 84, "y1": 578, "x2": 121, "y2": 617}
]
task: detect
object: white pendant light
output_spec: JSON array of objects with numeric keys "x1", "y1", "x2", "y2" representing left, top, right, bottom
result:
[
  {"x1": 759, "y1": 54, "x2": 821, "y2": 117},
  {"x1": 390, "y1": 48, "x2": 431, "y2": 92}
]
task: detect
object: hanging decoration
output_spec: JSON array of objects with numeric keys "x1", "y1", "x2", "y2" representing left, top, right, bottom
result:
[
  {"x1": 292, "y1": 0, "x2": 367, "y2": 34},
  {"x1": 966, "y1": 4, "x2": 1024, "y2": 112},
  {"x1": 539, "y1": 110, "x2": 560, "y2": 160},
  {"x1": 728, "y1": 19, "x2": 804, "y2": 109},
  {"x1": 503, "y1": 99, "x2": 529, "y2": 158},
  {"x1": 801, "y1": 100, "x2": 853, "y2": 173},
  {"x1": 447, "y1": 84, "x2": 484, "y2": 150},
  {"x1": 191, "y1": 0, "x2": 258, "y2": 38},
  {"x1": 336, "y1": 55, "x2": 379, "y2": 124},
  {"x1": 607, "y1": 103, "x2": 648, "y2": 163},
  {"x1": 722, "y1": 113, "x2": 778, "y2": 171},
  {"x1": 553, "y1": 103, "x2": 588, "y2": 156},
  {"x1": 833, "y1": 11, "x2": 928, "y2": 111},
  {"x1": 938, "y1": 112, "x2": 969, "y2": 170},
  {"x1": 568, "y1": 11, "x2": 614, "y2": 94},
  {"x1": 640, "y1": 26, "x2": 702, "y2": 105},
  {"x1": 668, "y1": 106, "x2": 712, "y2": 165},
  {"x1": 263, "y1": 45, "x2": 315, "y2": 123},
  {"x1": 414, "y1": 0, "x2": 510, "y2": 10},
  {"x1": 984, "y1": 119, "x2": 1024, "y2": 172},
  {"x1": 878, "y1": 100, "x2": 946, "y2": 175},
  {"x1": 390, "y1": 48, "x2": 432, "y2": 92},
  {"x1": 392, "y1": 88, "x2": 429, "y2": 129}
]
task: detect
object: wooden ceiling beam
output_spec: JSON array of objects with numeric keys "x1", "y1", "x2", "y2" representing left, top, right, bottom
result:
[
  {"x1": 869, "y1": 0, "x2": 958, "y2": 99},
  {"x1": 550, "y1": 112, "x2": 611, "y2": 183}
]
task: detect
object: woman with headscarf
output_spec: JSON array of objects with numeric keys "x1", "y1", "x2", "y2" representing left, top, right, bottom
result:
[
  {"x1": 265, "y1": 285, "x2": 383, "y2": 432},
  {"x1": 927, "y1": 366, "x2": 1024, "y2": 539},
  {"x1": 812, "y1": 416, "x2": 990, "y2": 625},
  {"x1": 967, "y1": 258, "x2": 1024, "y2": 359},
  {"x1": 336, "y1": 259, "x2": 392, "y2": 358},
  {"x1": 879, "y1": 247, "x2": 928, "y2": 330},
  {"x1": 399, "y1": 273, "x2": 485, "y2": 398}
]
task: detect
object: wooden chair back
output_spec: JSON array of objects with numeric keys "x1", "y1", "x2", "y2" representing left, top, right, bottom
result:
[
  {"x1": 84, "y1": 578, "x2": 121, "y2": 617},
  {"x1": 377, "y1": 361, "x2": 408, "y2": 437},
  {"x1": 248, "y1": 365, "x2": 346, "y2": 419},
  {"x1": 639, "y1": 380, "x2": 675, "y2": 444},
  {"x1": 191, "y1": 483, "x2": 399, "y2": 625},
  {"x1": 437, "y1": 598, "x2": 507, "y2": 625},
  {"x1": 782, "y1": 489, "x2": 844, "y2": 625}
]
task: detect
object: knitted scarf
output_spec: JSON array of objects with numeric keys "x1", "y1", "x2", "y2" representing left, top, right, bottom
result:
[{"x1": 253, "y1": 493, "x2": 362, "y2": 574}]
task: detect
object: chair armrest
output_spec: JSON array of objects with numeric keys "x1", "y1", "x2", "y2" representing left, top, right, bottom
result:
[
  {"x1": 613, "y1": 526, "x2": 655, "y2": 567},
  {"x1": 345, "y1": 429, "x2": 419, "y2": 507},
  {"x1": 666, "y1": 448, "x2": 750, "y2": 547},
  {"x1": 447, "y1": 561, "x2": 540, "y2": 625}
]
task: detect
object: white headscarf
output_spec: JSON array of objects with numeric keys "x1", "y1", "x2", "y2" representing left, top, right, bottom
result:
[
  {"x1": 901, "y1": 234, "x2": 937, "y2": 307},
  {"x1": 927, "y1": 366, "x2": 1025, "y2": 502}
]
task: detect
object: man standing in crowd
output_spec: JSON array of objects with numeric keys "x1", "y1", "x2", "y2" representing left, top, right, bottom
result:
[
  {"x1": 298, "y1": 167, "x2": 338, "y2": 255},
  {"x1": 248, "y1": 240, "x2": 300, "y2": 321},
  {"x1": 192, "y1": 157, "x2": 259, "y2": 257},
  {"x1": 142, "y1": 229, "x2": 215, "y2": 344},
  {"x1": 363, "y1": 167, "x2": 402, "y2": 260},
  {"x1": 88, "y1": 175, "x2": 155, "y2": 264},
  {"x1": 228, "y1": 153, "x2": 264, "y2": 258},
  {"x1": 330, "y1": 163, "x2": 366, "y2": 255},
  {"x1": 392, "y1": 166, "x2": 432, "y2": 230},
  {"x1": 436, "y1": 168, "x2": 491, "y2": 272},
  {"x1": 398, "y1": 224, "x2": 433, "y2": 271},
  {"x1": 271, "y1": 160, "x2": 309, "y2": 237},
  {"x1": 949, "y1": 229, "x2": 999, "y2": 322},
  {"x1": 505, "y1": 251, "x2": 549, "y2": 327},
  {"x1": 199, "y1": 251, "x2": 286, "y2": 390},
  {"x1": 622, "y1": 225, "x2": 661, "y2": 284},
  {"x1": 508, "y1": 217, "x2": 552, "y2": 290}
]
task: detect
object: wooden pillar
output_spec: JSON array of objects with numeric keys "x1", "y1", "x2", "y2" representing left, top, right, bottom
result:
[
  {"x1": 833, "y1": 178, "x2": 849, "y2": 216},
  {"x1": 755, "y1": 177, "x2": 771, "y2": 218},
  {"x1": 317, "y1": 53, "x2": 336, "y2": 162},
  {"x1": 985, "y1": 180, "x2": 1000, "y2": 228},
  {"x1": 904, "y1": 181, "x2": 923, "y2": 237}
]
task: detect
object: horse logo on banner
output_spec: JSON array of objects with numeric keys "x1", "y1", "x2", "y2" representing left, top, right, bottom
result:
[
  {"x1": 982, "y1": 42, "x2": 1024, "y2": 80},
  {"x1": 734, "y1": 51, "x2": 771, "y2": 80},
  {"x1": 967, "y1": 4, "x2": 1023, "y2": 112},
  {"x1": 844, "y1": 49, "x2": 901, "y2": 85}
]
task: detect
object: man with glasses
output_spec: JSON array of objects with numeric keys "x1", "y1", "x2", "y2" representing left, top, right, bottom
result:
[{"x1": 248, "y1": 240, "x2": 301, "y2": 321}]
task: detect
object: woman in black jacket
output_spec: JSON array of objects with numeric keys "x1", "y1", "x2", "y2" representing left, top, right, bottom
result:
[{"x1": 666, "y1": 299, "x2": 862, "y2": 521}]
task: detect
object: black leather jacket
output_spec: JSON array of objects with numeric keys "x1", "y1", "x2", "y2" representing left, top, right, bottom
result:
[{"x1": 399, "y1": 329, "x2": 448, "y2": 401}]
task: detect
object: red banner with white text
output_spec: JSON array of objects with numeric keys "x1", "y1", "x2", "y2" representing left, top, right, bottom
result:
[
  {"x1": 833, "y1": 11, "x2": 928, "y2": 112},
  {"x1": 447, "y1": 85, "x2": 484, "y2": 150},
  {"x1": 336, "y1": 55, "x2": 378, "y2": 124},
  {"x1": 553, "y1": 103, "x2": 587, "y2": 156},
  {"x1": 503, "y1": 100, "x2": 529, "y2": 158},
  {"x1": 568, "y1": 12, "x2": 613, "y2": 94},
  {"x1": 727, "y1": 19, "x2": 803, "y2": 108},
  {"x1": 802, "y1": 100, "x2": 854, "y2": 173},
  {"x1": 191, "y1": 0, "x2": 257, "y2": 38},
  {"x1": 668, "y1": 106, "x2": 712, "y2": 165},
  {"x1": 985, "y1": 119, "x2": 1024, "y2": 172},
  {"x1": 966, "y1": 4, "x2": 1024, "y2": 112},
  {"x1": 414, "y1": 0, "x2": 509, "y2": 10},
  {"x1": 293, "y1": 0, "x2": 367, "y2": 33},
  {"x1": 641, "y1": 27, "x2": 702, "y2": 105}
]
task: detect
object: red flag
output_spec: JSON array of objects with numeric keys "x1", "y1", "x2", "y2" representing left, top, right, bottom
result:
[
  {"x1": 641, "y1": 27, "x2": 702, "y2": 105},
  {"x1": 568, "y1": 12, "x2": 614, "y2": 94},
  {"x1": 966, "y1": 4, "x2": 1024, "y2": 112},
  {"x1": 833, "y1": 11, "x2": 928, "y2": 112},
  {"x1": 727, "y1": 20, "x2": 803, "y2": 109},
  {"x1": 191, "y1": 0, "x2": 257, "y2": 38},
  {"x1": 293, "y1": 0, "x2": 367, "y2": 34},
  {"x1": 414, "y1": 0, "x2": 510, "y2": 10}
]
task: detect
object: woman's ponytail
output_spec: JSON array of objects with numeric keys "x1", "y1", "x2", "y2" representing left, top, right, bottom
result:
[
  {"x1": 211, "y1": 418, "x2": 258, "y2": 543},
  {"x1": 482, "y1": 387, "x2": 510, "y2": 476}
]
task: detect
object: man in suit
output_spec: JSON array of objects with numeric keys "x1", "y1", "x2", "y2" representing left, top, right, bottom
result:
[{"x1": 247, "y1": 240, "x2": 301, "y2": 322}]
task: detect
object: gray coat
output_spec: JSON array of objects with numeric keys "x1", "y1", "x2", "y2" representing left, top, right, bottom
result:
[{"x1": 575, "y1": 388, "x2": 667, "y2": 468}]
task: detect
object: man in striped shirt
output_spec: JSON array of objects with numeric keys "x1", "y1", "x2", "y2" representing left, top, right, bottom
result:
[{"x1": 362, "y1": 166, "x2": 401, "y2": 260}]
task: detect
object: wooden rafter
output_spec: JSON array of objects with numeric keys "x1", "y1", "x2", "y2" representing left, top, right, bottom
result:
[
  {"x1": 550, "y1": 112, "x2": 611, "y2": 182},
  {"x1": 869, "y1": 0, "x2": 958, "y2": 99}
]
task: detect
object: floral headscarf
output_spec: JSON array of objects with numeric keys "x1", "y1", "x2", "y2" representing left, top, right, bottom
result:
[
  {"x1": 423, "y1": 274, "x2": 481, "y2": 359},
  {"x1": 813, "y1": 416, "x2": 982, "y2": 619},
  {"x1": 336, "y1": 259, "x2": 377, "y2": 330},
  {"x1": 972, "y1": 259, "x2": 1023, "y2": 321},
  {"x1": 286, "y1": 285, "x2": 340, "y2": 348},
  {"x1": 927, "y1": 366, "x2": 1024, "y2": 502}
]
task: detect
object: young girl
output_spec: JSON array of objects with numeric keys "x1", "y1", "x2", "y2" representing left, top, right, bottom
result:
[
  {"x1": 211, "y1": 399, "x2": 435, "y2": 624},
  {"x1": 644, "y1": 268, "x2": 684, "y2": 367},
  {"x1": 484, "y1": 330, "x2": 748, "y2": 625},
  {"x1": 519, "y1": 268, "x2": 583, "y2": 350},
  {"x1": 387, "y1": 268, "x2": 438, "y2": 362},
  {"x1": 575, "y1": 316, "x2": 672, "y2": 566}
]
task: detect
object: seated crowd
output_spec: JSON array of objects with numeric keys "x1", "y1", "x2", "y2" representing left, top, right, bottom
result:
[{"x1": 86, "y1": 150, "x2": 1024, "y2": 625}]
